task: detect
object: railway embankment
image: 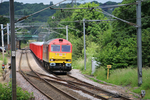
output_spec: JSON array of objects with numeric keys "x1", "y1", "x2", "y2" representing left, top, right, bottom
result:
[{"x1": 72, "y1": 57, "x2": 150, "y2": 99}]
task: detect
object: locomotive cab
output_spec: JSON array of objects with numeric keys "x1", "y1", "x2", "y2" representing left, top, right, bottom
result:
[{"x1": 43, "y1": 38, "x2": 72, "y2": 72}]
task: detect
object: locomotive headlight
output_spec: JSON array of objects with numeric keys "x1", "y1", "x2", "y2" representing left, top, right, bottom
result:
[
  {"x1": 66, "y1": 59, "x2": 71, "y2": 62},
  {"x1": 50, "y1": 59, "x2": 55, "y2": 61}
]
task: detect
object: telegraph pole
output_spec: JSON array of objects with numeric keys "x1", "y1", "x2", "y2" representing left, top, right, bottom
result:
[
  {"x1": 136, "y1": 0, "x2": 142, "y2": 86},
  {"x1": 1, "y1": 24, "x2": 4, "y2": 63},
  {"x1": 43, "y1": 35, "x2": 46, "y2": 42},
  {"x1": 7, "y1": 23, "x2": 10, "y2": 50},
  {"x1": 83, "y1": 19, "x2": 86, "y2": 70},
  {"x1": 71, "y1": 0, "x2": 76, "y2": 7},
  {"x1": 10, "y1": 0, "x2": 16, "y2": 99},
  {"x1": 66, "y1": 25, "x2": 68, "y2": 40}
]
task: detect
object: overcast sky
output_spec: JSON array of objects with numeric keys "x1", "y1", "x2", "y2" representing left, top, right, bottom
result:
[{"x1": 2, "y1": 0, "x2": 122, "y2": 5}]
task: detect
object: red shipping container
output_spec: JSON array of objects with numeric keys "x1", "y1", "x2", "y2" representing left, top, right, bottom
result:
[{"x1": 29, "y1": 42, "x2": 44, "y2": 61}]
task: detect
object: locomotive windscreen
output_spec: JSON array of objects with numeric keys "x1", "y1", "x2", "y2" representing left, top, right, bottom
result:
[
  {"x1": 62, "y1": 45, "x2": 70, "y2": 52},
  {"x1": 51, "y1": 45, "x2": 60, "y2": 52}
]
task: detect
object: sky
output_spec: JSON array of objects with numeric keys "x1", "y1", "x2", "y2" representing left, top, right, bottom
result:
[{"x1": 2, "y1": 0, "x2": 123, "y2": 5}]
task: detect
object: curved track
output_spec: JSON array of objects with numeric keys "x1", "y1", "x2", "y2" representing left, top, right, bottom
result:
[
  {"x1": 30, "y1": 71, "x2": 131, "y2": 100},
  {"x1": 55, "y1": 74, "x2": 131, "y2": 100},
  {"x1": 21, "y1": 48, "x2": 132, "y2": 100},
  {"x1": 19, "y1": 49, "x2": 77, "y2": 100}
]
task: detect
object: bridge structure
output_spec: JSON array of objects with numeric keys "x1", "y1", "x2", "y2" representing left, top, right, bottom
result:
[
  {"x1": 2, "y1": 22, "x2": 65, "y2": 49},
  {"x1": 15, "y1": 22, "x2": 46, "y2": 40},
  {"x1": 16, "y1": 34, "x2": 38, "y2": 40}
]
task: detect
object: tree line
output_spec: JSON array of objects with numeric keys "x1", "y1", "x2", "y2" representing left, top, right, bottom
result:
[{"x1": 0, "y1": 1, "x2": 118, "y2": 22}]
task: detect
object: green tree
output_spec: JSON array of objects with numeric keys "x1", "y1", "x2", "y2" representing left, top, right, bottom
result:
[
  {"x1": 95, "y1": 0, "x2": 150, "y2": 69},
  {"x1": 70, "y1": 2, "x2": 109, "y2": 40},
  {"x1": 0, "y1": 83, "x2": 34, "y2": 100}
]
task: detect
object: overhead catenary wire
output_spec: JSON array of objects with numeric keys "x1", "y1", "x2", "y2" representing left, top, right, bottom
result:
[
  {"x1": 50, "y1": 30, "x2": 65, "y2": 36},
  {"x1": 141, "y1": 0, "x2": 149, "y2": 2},
  {"x1": 40, "y1": 24, "x2": 65, "y2": 37},
  {"x1": 107, "y1": 0, "x2": 148, "y2": 20},
  {"x1": 32, "y1": 23, "x2": 46, "y2": 34},
  {"x1": 58, "y1": 21, "x2": 106, "y2": 37},
  {"x1": 48, "y1": 0, "x2": 146, "y2": 39},
  {"x1": 50, "y1": 0, "x2": 149, "y2": 28},
  {"x1": 57, "y1": 18, "x2": 134, "y2": 39},
  {"x1": 51, "y1": 19, "x2": 116, "y2": 23},
  {"x1": 50, "y1": 3, "x2": 144, "y2": 38},
  {"x1": 0, "y1": 0, "x2": 67, "y2": 32},
  {"x1": 16, "y1": 0, "x2": 67, "y2": 22},
  {"x1": 50, "y1": 0, "x2": 149, "y2": 24},
  {"x1": 58, "y1": 23, "x2": 83, "y2": 34},
  {"x1": 49, "y1": 22, "x2": 84, "y2": 36},
  {"x1": 1, "y1": 0, "x2": 147, "y2": 33},
  {"x1": 96, "y1": 8, "x2": 138, "y2": 27},
  {"x1": 50, "y1": 13, "x2": 150, "y2": 24},
  {"x1": 49, "y1": 0, "x2": 149, "y2": 24},
  {"x1": 49, "y1": 1, "x2": 139, "y2": 20},
  {"x1": 51, "y1": 0, "x2": 148, "y2": 14},
  {"x1": 50, "y1": 1, "x2": 138, "y2": 10},
  {"x1": 58, "y1": 15, "x2": 150, "y2": 29}
]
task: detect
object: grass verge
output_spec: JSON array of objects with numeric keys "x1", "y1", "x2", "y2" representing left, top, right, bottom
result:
[{"x1": 73, "y1": 58, "x2": 150, "y2": 99}]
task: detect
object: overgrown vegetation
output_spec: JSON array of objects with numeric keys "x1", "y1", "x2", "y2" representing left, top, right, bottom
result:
[
  {"x1": 96, "y1": 0, "x2": 150, "y2": 69},
  {"x1": 0, "y1": 53, "x2": 8, "y2": 65},
  {"x1": 0, "y1": 82, "x2": 34, "y2": 100},
  {"x1": 73, "y1": 58, "x2": 150, "y2": 99},
  {"x1": 21, "y1": 42, "x2": 29, "y2": 49}
]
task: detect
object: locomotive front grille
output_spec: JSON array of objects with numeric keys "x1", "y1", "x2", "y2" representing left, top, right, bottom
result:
[{"x1": 49, "y1": 63, "x2": 72, "y2": 71}]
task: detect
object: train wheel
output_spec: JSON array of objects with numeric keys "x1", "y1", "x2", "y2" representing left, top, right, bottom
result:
[
  {"x1": 46, "y1": 63, "x2": 49, "y2": 70},
  {"x1": 47, "y1": 63, "x2": 49, "y2": 70},
  {"x1": 43, "y1": 61, "x2": 45, "y2": 68}
]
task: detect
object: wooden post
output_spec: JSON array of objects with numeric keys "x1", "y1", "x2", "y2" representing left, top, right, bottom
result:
[{"x1": 107, "y1": 65, "x2": 111, "y2": 80}]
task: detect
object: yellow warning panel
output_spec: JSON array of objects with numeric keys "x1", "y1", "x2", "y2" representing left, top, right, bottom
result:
[{"x1": 107, "y1": 65, "x2": 111, "y2": 68}]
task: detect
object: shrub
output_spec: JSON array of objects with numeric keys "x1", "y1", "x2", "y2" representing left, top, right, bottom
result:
[
  {"x1": 0, "y1": 82, "x2": 34, "y2": 100},
  {"x1": 4, "y1": 57, "x2": 7, "y2": 65}
]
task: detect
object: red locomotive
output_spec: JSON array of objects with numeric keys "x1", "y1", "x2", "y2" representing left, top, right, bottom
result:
[{"x1": 30, "y1": 38, "x2": 72, "y2": 72}]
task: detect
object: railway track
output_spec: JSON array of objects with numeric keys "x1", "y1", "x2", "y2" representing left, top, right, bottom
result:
[
  {"x1": 19, "y1": 49, "x2": 77, "y2": 100},
  {"x1": 55, "y1": 74, "x2": 131, "y2": 100},
  {"x1": 28, "y1": 71, "x2": 131, "y2": 100},
  {"x1": 28, "y1": 47, "x2": 132, "y2": 100},
  {"x1": 19, "y1": 48, "x2": 132, "y2": 100}
]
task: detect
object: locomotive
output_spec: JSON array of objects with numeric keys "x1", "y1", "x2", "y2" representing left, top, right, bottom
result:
[{"x1": 30, "y1": 38, "x2": 72, "y2": 72}]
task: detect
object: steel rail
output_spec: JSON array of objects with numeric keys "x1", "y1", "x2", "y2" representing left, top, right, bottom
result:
[
  {"x1": 57, "y1": 74, "x2": 131, "y2": 100},
  {"x1": 26, "y1": 73, "x2": 109, "y2": 100},
  {"x1": 29, "y1": 49, "x2": 130, "y2": 100},
  {"x1": 25, "y1": 49, "x2": 77, "y2": 100},
  {"x1": 19, "y1": 50, "x2": 53, "y2": 100},
  {"x1": 33, "y1": 72, "x2": 131, "y2": 100},
  {"x1": 67, "y1": 74, "x2": 131, "y2": 100}
]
